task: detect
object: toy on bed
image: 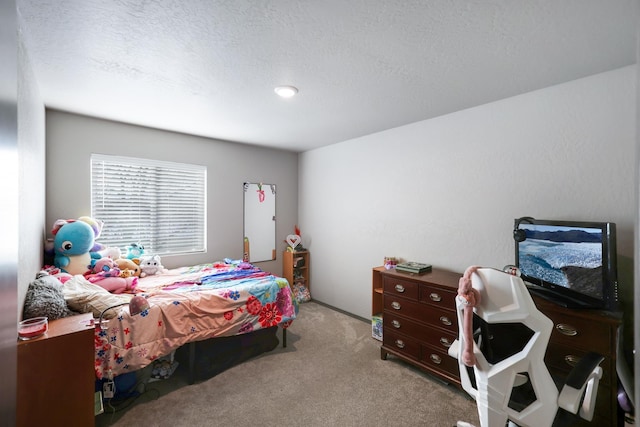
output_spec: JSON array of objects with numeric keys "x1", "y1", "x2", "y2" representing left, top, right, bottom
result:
[
  {"x1": 99, "y1": 246, "x2": 122, "y2": 260},
  {"x1": 85, "y1": 257, "x2": 137, "y2": 294},
  {"x1": 41, "y1": 265, "x2": 73, "y2": 284},
  {"x1": 139, "y1": 254, "x2": 168, "y2": 277},
  {"x1": 97, "y1": 245, "x2": 143, "y2": 277},
  {"x1": 126, "y1": 243, "x2": 145, "y2": 260},
  {"x1": 115, "y1": 258, "x2": 142, "y2": 277},
  {"x1": 52, "y1": 216, "x2": 104, "y2": 275}
]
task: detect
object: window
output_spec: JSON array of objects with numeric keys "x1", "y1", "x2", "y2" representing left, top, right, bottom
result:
[{"x1": 91, "y1": 154, "x2": 206, "y2": 256}]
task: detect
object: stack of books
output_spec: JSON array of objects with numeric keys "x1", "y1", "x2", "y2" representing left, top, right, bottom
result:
[{"x1": 396, "y1": 261, "x2": 432, "y2": 274}]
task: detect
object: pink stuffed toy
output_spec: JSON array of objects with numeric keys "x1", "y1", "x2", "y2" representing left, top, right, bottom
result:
[
  {"x1": 42, "y1": 265, "x2": 73, "y2": 284},
  {"x1": 86, "y1": 258, "x2": 137, "y2": 294},
  {"x1": 457, "y1": 265, "x2": 481, "y2": 367}
]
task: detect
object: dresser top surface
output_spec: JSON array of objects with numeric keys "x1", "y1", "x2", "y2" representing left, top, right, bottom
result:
[
  {"x1": 380, "y1": 267, "x2": 461, "y2": 289},
  {"x1": 18, "y1": 312, "x2": 94, "y2": 345}
]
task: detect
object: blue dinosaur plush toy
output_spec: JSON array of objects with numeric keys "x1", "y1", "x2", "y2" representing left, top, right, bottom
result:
[{"x1": 52, "y1": 216, "x2": 103, "y2": 275}]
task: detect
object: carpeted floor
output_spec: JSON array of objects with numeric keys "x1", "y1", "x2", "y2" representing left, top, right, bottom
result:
[{"x1": 96, "y1": 301, "x2": 479, "y2": 427}]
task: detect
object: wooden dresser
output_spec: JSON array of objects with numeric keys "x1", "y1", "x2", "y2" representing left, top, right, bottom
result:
[
  {"x1": 532, "y1": 296, "x2": 622, "y2": 427},
  {"x1": 375, "y1": 267, "x2": 622, "y2": 427},
  {"x1": 379, "y1": 268, "x2": 461, "y2": 384},
  {"x1": 17, "y1": 312, "x2": 95, "y2": 427}
]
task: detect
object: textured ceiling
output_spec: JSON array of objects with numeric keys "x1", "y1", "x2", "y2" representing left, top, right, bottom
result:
[{"x1": 18, "y1": 0, "x2": 637, "y2": 152}]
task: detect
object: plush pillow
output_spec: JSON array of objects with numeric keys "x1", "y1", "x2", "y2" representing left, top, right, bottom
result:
[
  {"x1": 293, "y1": 282, "x2": 311, "y2": 303},
  {"x1": 62, "y1": 274, "x2": 132, "y2": 319},
  {"x1": 23, "y1": 272, "x2": 75, "y2": 320}
]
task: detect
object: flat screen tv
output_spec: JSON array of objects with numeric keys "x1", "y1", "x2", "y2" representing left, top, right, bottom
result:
[{"x1": 514, "y1": 217, "x2": 618, "y2": 310}]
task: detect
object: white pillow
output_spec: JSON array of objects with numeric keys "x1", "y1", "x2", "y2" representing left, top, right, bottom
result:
[{"x1": 62, "y1": 275, "x2": 132, "y2": 319}]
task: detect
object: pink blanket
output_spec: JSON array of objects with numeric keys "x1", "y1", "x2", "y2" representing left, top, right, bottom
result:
[{"x1": 94, "y1": 262, "x2": 297, "y2": 379}]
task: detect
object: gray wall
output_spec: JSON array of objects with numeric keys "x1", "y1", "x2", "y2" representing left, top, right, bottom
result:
[
  {"x1": 299, "y1": 66, "x2": 636, "y2": 352},
  {"x1": 45, "y1": 111, "x2": 299, "y2": 275}
]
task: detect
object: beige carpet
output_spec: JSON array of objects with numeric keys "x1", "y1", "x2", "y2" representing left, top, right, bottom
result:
[{"x1": 97, "y1": 301, "x2": 480, "y2": 427}]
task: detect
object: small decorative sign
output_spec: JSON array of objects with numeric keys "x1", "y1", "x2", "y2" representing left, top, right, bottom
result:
[{"x1": 286, "y1": 234, "x2": 301, "y2": 249}]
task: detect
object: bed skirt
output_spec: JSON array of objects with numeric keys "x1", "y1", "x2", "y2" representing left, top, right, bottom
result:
[{"x1": 178, "y1": 326, "x2": 283, "y2": 384}]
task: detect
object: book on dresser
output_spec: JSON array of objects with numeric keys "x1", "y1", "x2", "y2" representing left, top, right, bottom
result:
[{"x1": 395, "y1": 261, "x2": 432, "y2": 274}]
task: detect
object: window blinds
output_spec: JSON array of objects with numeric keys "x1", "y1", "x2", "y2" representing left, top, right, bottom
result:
[{"x1": 91, "y1": 154, "x2": 206, "y2": 256}]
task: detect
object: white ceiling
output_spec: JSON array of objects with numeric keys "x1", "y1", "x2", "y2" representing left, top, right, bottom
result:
[{"x1": 18, "y1": 0, "x2": 637, "y2": 152}]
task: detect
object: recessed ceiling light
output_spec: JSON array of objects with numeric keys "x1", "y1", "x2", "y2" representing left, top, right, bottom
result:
[{"x1": 274, "y1": 85, "x2": 298, "y2": 98}]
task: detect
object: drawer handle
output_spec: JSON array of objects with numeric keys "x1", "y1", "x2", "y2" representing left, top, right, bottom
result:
[
  {"x1": 429, "y1": 293, "x2": 442, "y2": 302},
  {"x1": 440, "y1": 316, "x2": 452, "y2": 326},
  {"x1": 391, "y1": 301, "x2": 401, "y2": 310},
  {"x1": 391, "y1": 319, "x2": 401, "y2": 329},
  {"x1": 564, "y1": 354, "x2": 580, "y2": 367},
  {"x1": 430, "y1": 354, "x2": 442, "y2": 364},
  {"x1": 439, "y1": 337, "x2": 452, "y2": 348},
  {"x1": 395, "y1": 339, "x2": 405, "y2": 349},
  {"x1": 394, "y1": 284, "x2": 405, "y2": 293},
  {"x1": 556, "y1": 323, "x2": 578, "y2": 336}
]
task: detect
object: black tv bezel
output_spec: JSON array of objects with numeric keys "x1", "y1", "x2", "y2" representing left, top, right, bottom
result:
[{"x1": 514, "y1": 218, "x2": 618, "y2": 310}]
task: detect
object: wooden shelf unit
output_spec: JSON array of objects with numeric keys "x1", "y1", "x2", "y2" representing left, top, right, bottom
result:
[
  {"x1": 372, "y1": 266, "x2": 385, "y2": 316},
  {"x1": 283, "y1": 250, "x2": 310, "y2": 293}
]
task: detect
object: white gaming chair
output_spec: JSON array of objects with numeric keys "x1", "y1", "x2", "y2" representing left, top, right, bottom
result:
[{"x1": 448, "y1": 267, "x2": 604, "y2": 427}]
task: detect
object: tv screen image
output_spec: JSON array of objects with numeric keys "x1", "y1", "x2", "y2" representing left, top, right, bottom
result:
[
  {"x1": 514, "y1": 218, "x2": 617, "y2": 310},
  {"x1": 518, "y1": 224, "x2": 603, "y2": 298}
]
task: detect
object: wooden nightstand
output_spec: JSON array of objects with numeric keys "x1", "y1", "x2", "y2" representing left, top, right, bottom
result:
[{"x1": 17, "y1": 312, "x2": 95, "y2": 427}]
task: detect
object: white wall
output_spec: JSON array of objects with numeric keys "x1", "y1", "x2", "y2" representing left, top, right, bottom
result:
[
  {"x1": 299, "y1": 66, "x2": 636, "y2": 330},
  {"x1": 1, "y1": 1, "x2": 19, "y2": 421},
  {"x1": 2, "y1": 6, "x2": 47, "y2": 422},
  {"x1": 45, "y1": 111, "x2": 299, "y2": 275},
  {"x1": 17, "y1": 27, "x2": 45, "y2": 314}
]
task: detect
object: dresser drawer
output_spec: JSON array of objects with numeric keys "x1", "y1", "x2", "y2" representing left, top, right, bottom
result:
[
  {"x1": 383, "y1": 296, "x2": 457, "y2": 334},
  {"x1": 382, "y1": 329, "x2": 460, "y2": 384},
  {"x1": 383, "y1": 329, "x2": 420, "y2": 361},
  {"x1": 419, "y1": 284, "x2": 457, "y2": 310},
  {"x1": 419, "y1": 343, "x2": 460, "y2": 382},
  {"x1": 545, "y1": 342, "x2": 614, "y2": 387},
  {"x1": 383, "y1": 276, "x2": 420, "y2": 301},
  {"x1": 383, "y1": 313, "x2": 457, "y2": 351},
  {"x1": 543, "y1": 310, "x2": 614, "y2": 355}
]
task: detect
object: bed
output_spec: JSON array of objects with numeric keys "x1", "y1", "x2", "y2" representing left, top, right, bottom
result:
[{"x1": 61, "y1": 260, "x2": 297, "y2": 383}]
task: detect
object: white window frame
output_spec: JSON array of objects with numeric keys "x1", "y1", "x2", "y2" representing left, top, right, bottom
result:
[{"x1": 91, "y1": 154, "x2": 206, "y2": 256}]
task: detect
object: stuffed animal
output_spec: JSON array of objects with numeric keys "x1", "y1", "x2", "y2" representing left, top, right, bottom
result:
[
  {"x1": 52, "y1": 217, "x2": 103, "y2": 275},
  {"x1": 41, "y1": 265, "x2": 73, "y2": 284},
  {"x1": 88, "y1": 274, "x2": 137, "y2": 294},
  {"x1": 457, "y1": 265, "x2": 481, "y2": 367},
  {"x1": 86, "y1": 258, "x2": 137, "y2": 294},
  {"x1": 139, "y1": 255, "x2": 166, "y2": 277},
  {"x1": 99, "y1": 246, "x2": 122, "y2": 260},
  {"x1": 126, "y1": 243, "x2": 145, "y2": 260},
  {"x1": 115, "y1": 258, "x2": 142, "y2": 277},
  {"x1": 90, "y1": 258, "x2": 121, "y2": 277}
]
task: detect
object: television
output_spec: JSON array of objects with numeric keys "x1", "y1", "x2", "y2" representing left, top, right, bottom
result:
[{"x1": 514, "y1": 217, "x2": 618, "y2": 310}]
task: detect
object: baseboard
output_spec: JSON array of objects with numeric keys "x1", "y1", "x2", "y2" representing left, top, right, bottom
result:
[{"x1": 308, "y1": 299, "x2": 369, "y2": 324}]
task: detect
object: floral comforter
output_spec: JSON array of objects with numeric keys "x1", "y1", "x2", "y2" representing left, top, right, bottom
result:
[{"x1": 94, "y1": 262, "x2": 297, "y2": 379}]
